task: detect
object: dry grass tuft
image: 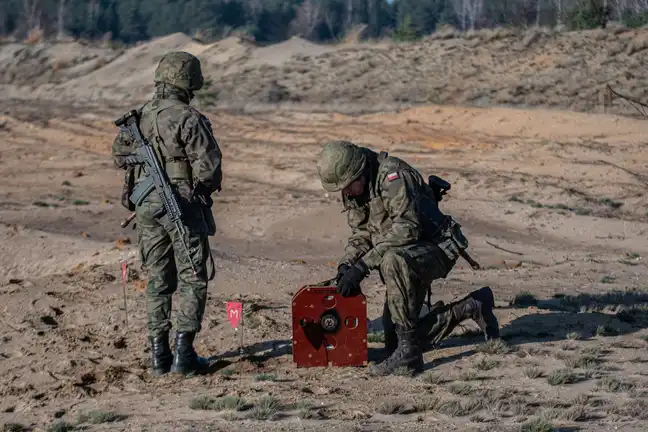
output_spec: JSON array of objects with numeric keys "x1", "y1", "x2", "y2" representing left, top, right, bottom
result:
[
  {"x1": 46, "y1": 422, "x2": 75, "y2": 432},
  {"x1": 376, "y1": 400, "x2": 415, "y2": 415},
  {"x1": 477, "y1": 339, "x2": 511, "y2": 355},
  {"x1": 473, "y1": 357, "x2": 500, "y2": 371},
  {"x1": 520, "y1": 417, "x2": 554, "y2": 432},
  {"x1": 596, "y1": 324, "x2": 617, "y2": 336},
  {"x1": 255, "y1": 373, "x2": 277, "y2": 382},
  {"x1": 76, "y1": 410, "x2": 123, "y2": 424},
  {"x1": 189, "y1": 395, "x2": 247, "y2": 411},
  {"x1": 597, "y1": 376, "x2": 635, "y2": 392},
  {"x1": 563, "y1": 354, "x2": 604, "y2": 369},
  {"x1": 249, "y1": 396, "x2": 281, "y2": 420},
  {"x1": 566, "y1": 331, "x2": 583, "y2": 340},
  {"x1": 523, "y1": 366, "x2": 543, "y2": 379},
  {"x1": 435, "y1": 397, "x2": 484, "y2": 417},
  {"x1": 546, "y1": 368, "x2": 578, "y2": 386},
  {"x1": 459, "y1": 370, "x2": 479, "y2": 381},
  {"x1": 608, "y1": 399, "x2": 648, "y2": 419},
  {"x1": 414, "y1": 397, "x2": 441, "y2": 412},
  {"x1": 422, "y1": 372, "x2": 445, "y2": 384},
  {"x1": 447, "y1": 382, "x2": 474, "y2": 396},
  {"x1": 562, "y1": 405, "x2": 588, "y2": 421},
  {"x1": 581, "y1": 346, "x2": 607, "y2": 356}
]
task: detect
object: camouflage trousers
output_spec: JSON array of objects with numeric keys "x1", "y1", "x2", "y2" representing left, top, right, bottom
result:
[
  {"x1": 136, "y1": 194, "x2": 214, "y2": 338},
  {"x1": 379, "y1": 242, "x2": 455, "y2": 332}
]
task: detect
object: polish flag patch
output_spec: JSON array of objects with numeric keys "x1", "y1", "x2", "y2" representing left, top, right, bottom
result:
[{"x1": 387, "y1": 172, "x2": 400, "y2": 182}]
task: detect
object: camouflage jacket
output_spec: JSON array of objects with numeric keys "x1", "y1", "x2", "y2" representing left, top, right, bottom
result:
[
  {"x1": 340, "y1": 149, "x2": 466, "y2": 270},
  {"x1": 111, "y1": 85, "x2": 223, "y2": 195}
]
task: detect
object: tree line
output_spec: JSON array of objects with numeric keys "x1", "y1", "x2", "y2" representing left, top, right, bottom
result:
[{"x1": 1, "y1": 0, "x2": 648, "y2": 45}]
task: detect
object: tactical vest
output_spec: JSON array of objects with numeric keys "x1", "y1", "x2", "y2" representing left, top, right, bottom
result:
[{"x1": 135, "y1": 99, "x2": 193, "y2": 184}]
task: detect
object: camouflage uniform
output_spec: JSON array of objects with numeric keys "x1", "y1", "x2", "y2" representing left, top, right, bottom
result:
[
  {"x1": 112, "y1": 52, "x2": 222, "y2": 376},
  {"x1": 316, "y1": 141, "x2": 499, "y2": 376}
]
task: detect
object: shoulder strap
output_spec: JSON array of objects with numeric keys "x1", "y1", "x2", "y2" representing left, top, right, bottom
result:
[{"x1": 145, "y1": 99, "x2": 186, "y2": 168}]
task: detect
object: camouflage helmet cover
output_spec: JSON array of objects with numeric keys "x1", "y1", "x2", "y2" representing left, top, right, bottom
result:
[
  {"x1": 316, "y1": 140, "x2": 367, "y2": 192},
  {"x1": 154, "y1": 51, "x2": 204, "y2": 91}
]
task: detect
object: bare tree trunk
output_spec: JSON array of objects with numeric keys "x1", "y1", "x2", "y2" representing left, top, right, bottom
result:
[
  {"x1": 23, "y1": 0, "x2": 41, "y2": 31},
  {"x1": 536, "y1": 0, "x2": 542, "y2": 26},
  {"x1": 467, "y1": 0, "x2": 484, "y2": 29},
  {"x1": 306, "y1": 0, "x2": 321, "y2": 36},
  {"x1": 555, "y1": 0, "x2": 563, "y2": 26},
  {"x1": 452, "y1": 0, "x2": 466, "y2": 30},
  {"x1": 87, "y1": 0, "x2": 100, "y2": 34},
  {"x1": 609, "y1": 0, "x2": 625, "y2": 19},
  {"x1": 367, "y1": 0, "x2": 374, "y2": 33},
  {"x1": 57, "y1": 0, "x2": 66, "y2": 38},
  {"x1": 454, "y1": 0, "x2": 483, "y2": 30},
  {"x1": 345, "y1": 0, "x2": 354, "y2": 31},
  {"x1": 291, "y1": 0, "x2": 322, "y2": 38},
  {"x1": 635, "y1": 0, "x2": 648, "y2": 13}
]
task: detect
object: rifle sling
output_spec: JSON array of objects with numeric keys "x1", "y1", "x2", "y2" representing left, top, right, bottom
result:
[{"x1": 140, "y1": 99, "x2": 192, "y2": 182}]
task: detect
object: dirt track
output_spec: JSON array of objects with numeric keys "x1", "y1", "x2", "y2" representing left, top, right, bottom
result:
[{"x1": 1, "y1": 96, "x2": 648, "y2": 431}]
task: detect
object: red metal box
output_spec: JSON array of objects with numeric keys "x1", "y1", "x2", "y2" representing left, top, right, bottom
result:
[{"x1": 291, "y1": 285, "x2": 368, "y2": 368}]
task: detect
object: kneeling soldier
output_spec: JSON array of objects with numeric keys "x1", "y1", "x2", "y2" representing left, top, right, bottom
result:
[{"x1": 315, "y1": 141, "x2": 499, "y2": 376}]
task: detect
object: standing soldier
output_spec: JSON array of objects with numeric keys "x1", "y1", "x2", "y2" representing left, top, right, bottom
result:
[
  {"x1": 112, "y1": 51, "x2": 223, "y2": 377},
  {"x1": 316, "y1": 141, "x2": 499, "y2": 376}
]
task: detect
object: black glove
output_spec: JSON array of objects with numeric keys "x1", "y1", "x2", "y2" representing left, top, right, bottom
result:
[
  {"x1": 335, "y1": 263, "x2": 350, "y2": 284},
  {"x1": 336, "y1": 260, "x2": 368, "y2": 297},
  {"x1": 191, "y1": 181, "x2": 213, "y2": 206}
]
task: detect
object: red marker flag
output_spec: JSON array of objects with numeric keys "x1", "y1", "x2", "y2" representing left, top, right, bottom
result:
[{"x1": 226, "y1": 302, "x2": 243, "y2": 329}]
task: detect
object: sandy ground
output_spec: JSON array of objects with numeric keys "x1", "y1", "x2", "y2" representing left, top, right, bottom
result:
[{"x1": 1, "y1": 97, "x2": 648, "y2": 432}]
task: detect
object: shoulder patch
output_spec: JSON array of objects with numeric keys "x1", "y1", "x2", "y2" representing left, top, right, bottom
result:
[{"x1": 387, "y1": 172, "x2": 400, "y2": 182}]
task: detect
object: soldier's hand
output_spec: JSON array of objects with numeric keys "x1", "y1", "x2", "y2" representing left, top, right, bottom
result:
[
  {"x1": 337, "y1": 281, "x2": 361, "y2": 297},
  {"x1": 336, "y1": 260, "x2": 368, "y2": 297},
  {"x1": 335, "y1": 263, "x2": 351, "y2": 284}
]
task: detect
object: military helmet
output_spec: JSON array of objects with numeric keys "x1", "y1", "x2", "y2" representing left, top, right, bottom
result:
[
  {"x1": 316, "y1": 140, "x2": 367, "y2": 192},
  {"x1": 154, "y1": 51, "x2": 204, "y2": 91}
]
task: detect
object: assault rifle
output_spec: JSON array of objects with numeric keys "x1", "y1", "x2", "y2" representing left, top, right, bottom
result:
[
  {"x1": 427, "y1": 174, "x2": 480, "y2": 270},
  {"x1": 114, "y1": 110, "x2": 199, "y2": 275},
  {"x1": 428, "y1": 175, "x2": 451, "y2": 202}
]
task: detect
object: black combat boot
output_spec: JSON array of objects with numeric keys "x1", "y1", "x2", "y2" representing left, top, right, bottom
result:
[
  {"x1": 369, "y1": 325, "x2": 424, "y2": 376},
  {"x1": 170, "y1": 331, "x2": 211, "y2": 376},
  {"x1": 149, "y1": 332, "x2": 173, "y2": 376},
  {"x1": 417, "y1": 286, "x2": 500, "y2": 349},
  {"x1": 384, "y1": 301, "x2": 445, "y2": 355},
  {"x1": 464, "y1": 286, "x2": 500, "y2": 341},
  {"x1": 382, "y1": 304, "x2": 397, "y2": 355}
]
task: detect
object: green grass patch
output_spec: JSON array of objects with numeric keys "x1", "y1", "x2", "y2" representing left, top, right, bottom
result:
[
  {"x1": 46, "y1": 422, "x2": 75, "y2": 432},
  {"x1": 547, "y1": 369, "x2": 578, "y2": 386},
  {"x1": 77, "y1": 410, "x2": 122, "y2": 424},
  {"x1": 255, "y1": 373, "x2": 277, "y2": 382},
  {"x1": 249, "y1": 396, "x2": 281, "y2": 420}
]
